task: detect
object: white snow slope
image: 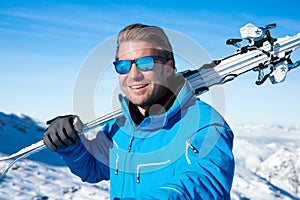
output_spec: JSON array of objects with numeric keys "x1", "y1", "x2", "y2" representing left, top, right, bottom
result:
[{"x1": 0, "y1": 112, "x2": 299, "y2": 200}]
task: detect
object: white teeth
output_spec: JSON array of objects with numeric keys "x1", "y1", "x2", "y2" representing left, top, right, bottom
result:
[{"x1": 130, "y1": 84, "x2": 147, "y2": 89}]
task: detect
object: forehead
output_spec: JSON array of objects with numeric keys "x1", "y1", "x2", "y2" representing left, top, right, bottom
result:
[{"x1": 117, "y1": 40, "x2": 157, "y2": 60}]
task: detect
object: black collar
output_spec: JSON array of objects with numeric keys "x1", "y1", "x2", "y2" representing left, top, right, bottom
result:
[{"x1": 128, "y1": 75, "x2": 185, "y2": 125}]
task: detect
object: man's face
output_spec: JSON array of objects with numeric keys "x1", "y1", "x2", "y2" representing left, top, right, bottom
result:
[{"x1": 117, "y1": 41, "x2": 173, "y2": 114}]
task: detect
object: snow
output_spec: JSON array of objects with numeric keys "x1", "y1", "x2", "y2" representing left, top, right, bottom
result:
[
  {"x1": 0, "y1": 159, "x2": 109, "y2": 199},
  {"x1": 0, "y1": 112, "x2": 300, "y2": 199},
  {"x1": 0, "y1": 112, "x2": 109, "y2": 200},
  {"x1": 231, "y1": 125, "x2": 300, "y2": 199}
]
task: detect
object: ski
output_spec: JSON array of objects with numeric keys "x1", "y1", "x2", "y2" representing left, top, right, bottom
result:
[
  {"x1": 182, "y1": 23, "x2": 300, "y2": 94},
  {"x1": 0, "y1": 108, "x2": 123, "y2": 180},
  {"x1": 0, "y1": 23, "x2": 299, "y2": 180}
]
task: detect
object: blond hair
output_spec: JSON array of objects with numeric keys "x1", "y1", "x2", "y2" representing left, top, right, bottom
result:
[{"x1": 115, "y1": 23, "x2": 175, "y2": 68}]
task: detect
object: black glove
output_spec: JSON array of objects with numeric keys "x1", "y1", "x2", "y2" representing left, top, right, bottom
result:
[{"x1": 43, "y1": 115, "x2": 84, "y2": 152}]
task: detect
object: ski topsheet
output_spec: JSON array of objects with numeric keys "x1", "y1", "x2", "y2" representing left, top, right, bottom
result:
[
  {"x1": 182, "y1": 25, "x2": 300, "y2": 94},
  {"x1": 0, "y1": 23, "x2": 299, "y2": 180}
]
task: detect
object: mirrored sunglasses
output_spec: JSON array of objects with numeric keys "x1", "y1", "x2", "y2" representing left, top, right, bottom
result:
[{"x1": 113, "y1": 56, "x2": 168, "y2": 74}]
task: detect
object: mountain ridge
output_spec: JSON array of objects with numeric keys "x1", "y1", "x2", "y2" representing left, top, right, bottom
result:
[{"x1": 0, "y1": 111, "x2": 299, "y2": 199}]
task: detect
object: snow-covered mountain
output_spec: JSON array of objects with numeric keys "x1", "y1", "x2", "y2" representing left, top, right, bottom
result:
[
  {"x1": 231, "y1": 125, "x2": 300, "y2": 200},
  {"x1": 0, "y1": 112, "x2": 109, "y2": 199},
  {"x1": 0, "y1": 112, "x2": 299, "y2": 199}
]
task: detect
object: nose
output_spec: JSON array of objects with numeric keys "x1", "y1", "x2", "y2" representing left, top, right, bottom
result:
[{"x1": 128, "y1": 63, "x2": 143, "y2": 80}]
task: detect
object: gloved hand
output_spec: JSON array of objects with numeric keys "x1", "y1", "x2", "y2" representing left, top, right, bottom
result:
[{"x1": 43, "y1": 115, "x2": 84, "y2": 152}]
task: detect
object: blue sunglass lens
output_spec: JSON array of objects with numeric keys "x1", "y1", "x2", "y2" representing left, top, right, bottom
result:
[
  {"x1": 114, "y1": 56, "x2": 164, "y2": 74},
  {"x1": 114, "y1": 60, "x2": 131, "y2": 74},
  {"x1": 136, "y1": 57, "x2": 155, "y2": 71}
]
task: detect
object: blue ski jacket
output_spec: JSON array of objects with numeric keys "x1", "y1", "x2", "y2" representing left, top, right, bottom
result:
[{"x1": 58, "y1": 82, "x2": 235, "y2": 199}]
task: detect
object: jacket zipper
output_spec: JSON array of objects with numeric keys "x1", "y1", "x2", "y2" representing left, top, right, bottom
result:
[
  {"x1": 120, "y1": 132, "x2": 135, "y2": 198},
  {"x1": 127, "y1": 136, "x2": 134, "y2": 152}
]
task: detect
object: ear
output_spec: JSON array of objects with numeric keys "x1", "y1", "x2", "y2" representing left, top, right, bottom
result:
[{"x1": 164, "y1": 60, "x2": 174, "y2": 78}]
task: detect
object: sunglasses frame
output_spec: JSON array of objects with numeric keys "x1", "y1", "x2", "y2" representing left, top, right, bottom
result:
[{"x1": 113, "y1": 56, "x2": 168, "y2": 74}]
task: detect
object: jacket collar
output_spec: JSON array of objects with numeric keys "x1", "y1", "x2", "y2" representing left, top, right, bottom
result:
[{"x1": 119, "y1": 77, "x2": 196, "y2": 131}]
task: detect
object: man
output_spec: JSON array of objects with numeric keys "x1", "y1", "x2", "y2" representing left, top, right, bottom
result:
[{"x1": 43, "y1": 23, "x2": 235, "y2": 199}]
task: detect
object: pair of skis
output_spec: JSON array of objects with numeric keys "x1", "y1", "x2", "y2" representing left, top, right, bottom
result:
[{"x1": 1, "y1": 23, "x2": 299, "y2": 180}]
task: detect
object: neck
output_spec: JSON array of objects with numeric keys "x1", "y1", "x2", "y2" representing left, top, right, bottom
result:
[
  {"x1": 137, "y1": 106, "x2": 147, "y2": 116},
  {"x1": 128, "y1": 75, "x2": 186, "y2": 125}
]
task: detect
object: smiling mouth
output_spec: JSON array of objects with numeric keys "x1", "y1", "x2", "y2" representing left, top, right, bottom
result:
[{"x1": 129, "y1": 84, "x2": 149, "y2": 89}]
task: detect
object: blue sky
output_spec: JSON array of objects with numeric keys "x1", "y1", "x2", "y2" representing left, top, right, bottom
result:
[{"x1": 1, "y1": 0, "x2": 300, "y2": 126}]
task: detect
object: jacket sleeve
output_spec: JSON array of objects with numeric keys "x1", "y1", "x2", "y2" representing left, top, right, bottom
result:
[
  {"x1": 136, "y1": 123, "x2": 235, "y2": 200},
  {"x1": 57, "y1": 129, "x2": 112, "y2": 183}
]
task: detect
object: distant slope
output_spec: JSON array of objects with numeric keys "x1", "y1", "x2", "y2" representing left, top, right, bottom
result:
[
  {"x1": 0, "y1": 151, "x2": 110, "y2": 199},
  {"x1": 0, "y1": 112, "x2": 110, "y2": 199},
  {"x1": 232, "y1": 124, "x2": 300, "y2": 199},
  {"x1": 0, "y1": 112, "x2": 65, "y2": 166}
]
